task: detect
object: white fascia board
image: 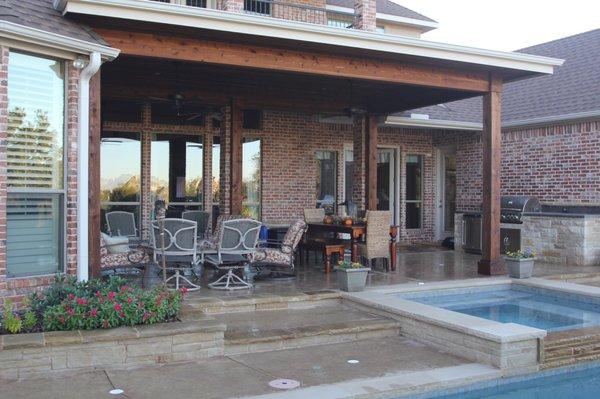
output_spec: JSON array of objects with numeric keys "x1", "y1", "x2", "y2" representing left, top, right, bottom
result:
[
  {"x1": 504, "y1": 110, "x2": 600, "y2": 129},
  {"x1": 0, "y1": 20, "x2": 120, "y2": 60},
  {"x1": 385, "y1": 115, "x2": 483, "y2": 131},
  {"x1": 325, "y1": 4, "x2": 438, "y2": 31},
  {"x1": 57, "y1": 0, "x2": 562, "y2": 75}
]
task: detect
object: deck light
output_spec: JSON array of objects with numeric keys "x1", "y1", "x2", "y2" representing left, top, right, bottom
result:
[
  {"x1": 72, "y1": 58, "x2": 87, "y2": 70},
  {"x1": 109, "y1": 389, "x2": 124, "y2": 395},
  {"x1": 347, "y1": 359, "x2": 360, "y2": 364},
  {"x1": 268, "y1": 379, "x2": 300, "y2": 390}
]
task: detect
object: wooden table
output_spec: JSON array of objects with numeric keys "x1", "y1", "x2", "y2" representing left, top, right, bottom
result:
[{"x1": 307, "y1": 223, "x2": 366, "y2": 263}]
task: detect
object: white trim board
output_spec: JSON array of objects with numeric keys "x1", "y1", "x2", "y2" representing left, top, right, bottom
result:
[
  {"x1": 0, "y1": 20, "x2": 119, "y2": 60},
  {"x1": 56, "y1": 0, "x2": 562, "y2": 76}
]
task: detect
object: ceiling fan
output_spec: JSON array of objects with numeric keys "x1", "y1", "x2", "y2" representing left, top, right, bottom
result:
[{"x1": 148, "y1": 63, "x2": 219, "y2": 122}]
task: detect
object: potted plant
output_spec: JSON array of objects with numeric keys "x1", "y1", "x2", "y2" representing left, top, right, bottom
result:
[
  {"x1": 505, "y1": 250, "x2": 536, "y2": 279},
  {"x1": 334, "y1": 260, "x2": 371, "y2": 292}
]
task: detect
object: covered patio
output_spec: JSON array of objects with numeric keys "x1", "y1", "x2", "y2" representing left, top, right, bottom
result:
[{"x1": 82, "y1": 15, "x2": 560, "y2": 282}]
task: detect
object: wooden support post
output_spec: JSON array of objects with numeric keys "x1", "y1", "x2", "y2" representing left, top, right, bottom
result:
[
  {"x1": 230, "y1": 98, "x2": 243, "y2": 215},
  {"x1": 478, "y1": 75, "x2": 504, "y2": 275},
  {"x1": 365, "y1": 114, "x2": 378, "y2": 211},
  {"x1": 88, "y1": 72, "x2": 102, "y2": 279}
]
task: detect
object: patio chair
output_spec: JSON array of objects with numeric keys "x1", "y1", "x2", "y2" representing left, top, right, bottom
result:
[
  {"x1": 360, "y1": 210, "x2": 392, "y2": 271},
  {"x1": 197, "y1": 214, "x2": 243, "y2": 262},
  {"x1": 250, "y1": 219, "x2": 307, "y2": 278},
  {"x1": 182, "y1": 210, "x2": 211, "y2": 239},
  {"x1": 106, "y1": 211, "x2": 140, "y2": 243},
  {"x1": 205, "y1": 218, "x2": 262, "y2": 290},
  {"x1": 100, "y1": 233, "x2": 151, "y2": 276},
  {"x1": 151, "y1": 218, "x2": 201, "y2": 290}
]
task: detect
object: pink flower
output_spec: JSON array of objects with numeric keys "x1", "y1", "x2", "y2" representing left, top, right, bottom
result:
[
  {"x1": 67, "y1": 308, "x2": 75, "y2": 316},
  {"x1": 180, "y1": 287, "x2": 188, "y2": 294},
  {"x1": 76, "y1": 297, "x2": 87, "y2": 306},
  {"x1": 95, "y1": 291, "x2": 102, "y2": 298},
  {"x1": 89, "y1": 308, "x2": 98, "y2": 318},
  {"x1": 142, "y1": 312, "x2": 151, "y2": 322},
  {"x1": 127, "y1": 297, "x2": 133, "y2": 305},
  {"x1": 107, "y1": 291, "x2": 116, "y2": 301},
  {"x1": 68, "y1": 293, "x2": 75, "y2": 301},
  {"x1": 120, "y1": 285, "x2": 129, "y2": 293},
  {"x1": 114, "y1": 303, "x2": 122, "y2": 312}
]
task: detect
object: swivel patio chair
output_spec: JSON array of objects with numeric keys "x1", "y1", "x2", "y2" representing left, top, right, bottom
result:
[
  {"x1": 360, "y1": 210, "x2": 392, "y2": 271},
  {"x1": 197, "y1": 214, "x2": 243, "y2": 262},
  {"x1": 205, "y1": 218, "x2": 262, "y2": 290},
  {"x1": 106, "y1": 211, "x2": 140, "y2": 244},
  {"x1": 151, "y1": 218, "x2": 201, "y2": 291},
  {"x1": 250, "y1": 219, "x2": 307, "y2": 278},
  {"x1": 182, "y1": 210, "x2": 211, "y2": 239}
]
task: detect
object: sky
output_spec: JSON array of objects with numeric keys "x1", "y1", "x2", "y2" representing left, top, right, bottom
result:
[{"x1": 394, "y1": 0, "x2": 600, "y2": 51}]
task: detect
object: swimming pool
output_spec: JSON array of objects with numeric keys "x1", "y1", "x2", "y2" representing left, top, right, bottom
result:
[
  {"x1": 404, "y1": 362, "x2": 600, "y2": 399},
  {"x1": 398, "y1": 284, "x2": 600, "y2": 332}
]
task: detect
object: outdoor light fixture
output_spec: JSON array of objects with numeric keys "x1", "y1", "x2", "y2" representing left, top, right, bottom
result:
[
  {"x1": 109, "y1": 388, "x2": 124, "y2": 395},
  {"x1": 347, "y1": 359, "x2": 360, "y2": 364},
  {"x1": 72, "y1": 57, "x2": 87, "y2": 69}
]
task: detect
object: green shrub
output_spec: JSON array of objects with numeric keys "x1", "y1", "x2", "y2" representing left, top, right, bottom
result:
[
  {"x1": 22, "y1": 311, "x2": 37, "y2": 331},
  {"x1": 2, "y1": 300, "x2": 23, "y2": 334}
]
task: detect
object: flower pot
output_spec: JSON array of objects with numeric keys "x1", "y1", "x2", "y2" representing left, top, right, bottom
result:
[
  {"x1": 505, "y1": 257, "x2": 535, "y2": 279},
  {"x1": 335, "y1": 267, "x2": 370, "y2": 292}
]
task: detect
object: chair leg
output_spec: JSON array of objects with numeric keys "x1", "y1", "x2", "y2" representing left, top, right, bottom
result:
[{"x1": 208, "y1": 269, "x2": 253, "y2": 290}]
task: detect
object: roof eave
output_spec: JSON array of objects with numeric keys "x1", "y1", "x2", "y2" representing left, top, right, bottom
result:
[
  {"x1": 0, "y1": 20, "x2": 120, "y2": 60},
  {"x1": 56, "y1": 0, "x2": 563, "y2": 76}
]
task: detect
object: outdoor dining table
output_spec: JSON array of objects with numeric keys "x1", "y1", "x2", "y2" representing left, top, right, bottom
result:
[{"x1": 307, "y1": 222, "x2": 399, "y2": 271}]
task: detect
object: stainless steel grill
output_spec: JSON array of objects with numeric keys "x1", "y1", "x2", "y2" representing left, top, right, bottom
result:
[{"x1": 500, "y1": 196, "x2": 541, "y2": 224}]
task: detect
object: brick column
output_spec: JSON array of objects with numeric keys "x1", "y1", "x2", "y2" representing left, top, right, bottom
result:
[
  {"x1": 221, "y1": 0, "x2": 244, "y2": 12},
  {"x1": 66, "y1": 64, "x2": 80, "y2": 277},
  {"x1": 202, "y1": 127, "x2": 213, "y2": 224},
  {"x1": 0, "y1": 47, "x2": 8, "y2": 304},
  {"x1": 140, "y1": 103, "x2": 152, "y2": 240},
  {"x1": 354, "y1": 0, "x2": 376, "y2": 31},
  {"x1": 352, "y1": 115, "x2": 366, "y2": 210},
  {"x1": 219, "y1": 104, "x2": 232, "y2": 215}
]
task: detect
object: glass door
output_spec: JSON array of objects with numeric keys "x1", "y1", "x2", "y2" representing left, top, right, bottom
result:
[
  {"x1": 437, "y1": 147, "x2": 456, "y2": 238},
  {"x1": 377, "y1": 149, "x2": 396, "y2": 222}
]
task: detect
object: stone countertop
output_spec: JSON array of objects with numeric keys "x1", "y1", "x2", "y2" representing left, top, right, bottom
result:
[{"x1": 523, "y1": 212, "x2": 600, "y2": 219}]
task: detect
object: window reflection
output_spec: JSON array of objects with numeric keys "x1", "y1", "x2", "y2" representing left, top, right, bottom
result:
[{"x1": 243, "y1": 138, "x2": 261, "y2": 220}]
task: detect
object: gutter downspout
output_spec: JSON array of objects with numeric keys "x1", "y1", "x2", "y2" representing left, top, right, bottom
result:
[{"x1": 77, "y1": 52, "x2": 101, "y2": 281}]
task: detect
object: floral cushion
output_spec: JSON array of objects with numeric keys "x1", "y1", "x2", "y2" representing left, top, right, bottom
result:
[
  {"x1": 251, "y1": 248, "x2": 292, "y2": 264},
  {"x1": 100, "y1": 235, "x2": 150, "y2": 268},
  {"x1": 281, "y1": 219, "x2": 307, "y2": 254}
]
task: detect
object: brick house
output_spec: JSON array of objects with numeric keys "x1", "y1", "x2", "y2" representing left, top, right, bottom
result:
[{"x1": 0, "y1": 0, "x2": 561, "y2": 303}]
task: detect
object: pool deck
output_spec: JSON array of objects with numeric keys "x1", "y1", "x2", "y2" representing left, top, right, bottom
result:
[{"x1": 2, "y1": 249, "x2": 599, "y2": 398}]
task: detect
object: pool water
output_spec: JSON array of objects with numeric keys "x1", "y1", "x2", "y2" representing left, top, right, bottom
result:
[
  {"x1": 408, "y1": 362, "x2": 600, "y2": 399},
  {"x1": 399, "y1": 285, "x2": 600, "y2": 332}
]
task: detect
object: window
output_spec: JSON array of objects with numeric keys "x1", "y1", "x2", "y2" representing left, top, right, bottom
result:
[
  {"x1": 327, "y1": 17, "x2": 353, "y2": 29},
  {"x1": 375, "y1": 26, "x2": 386, "y2": 34},
  {"x1": 243, "y1": 138, "x2": 261, "y2": 219},
  {"x1": 151, "y1": 134, "x2": 203, "y2": 208},
  {"x1": 315, "y1": 150, "x2": 337, "y2": 212},
  {"x1": 344, "y1": 148, "x2": 354, "y2": 201},
  {"x1": 100, "y1": 132, "x2": 141, "y2": 232},
  {"x1": 245, "y1": 0, "x2": 270, "y2": 15},
  {"x1": 405, "y1": 154, "x2": 423, "y2": 229},
  {"x1": 6, "y1": 52, "x2": 65, "y2": 277},
  {"x1": 212, "y1": 136, "x2": 221, "y2": 222}
]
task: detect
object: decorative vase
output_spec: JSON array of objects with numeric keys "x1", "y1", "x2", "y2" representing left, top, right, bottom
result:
[
  {"x1": 335, "y1": 267, "x2": 371, "y2": 292},
  {"x1": 343, "y1": 218, "x2": 353, "y2": 226},
  {"x1": 505, "y1": 257, "x2": 535, "y2": 279},
  {"x1": 323, "y1": 216, "x2": 334, "y2": 224}
]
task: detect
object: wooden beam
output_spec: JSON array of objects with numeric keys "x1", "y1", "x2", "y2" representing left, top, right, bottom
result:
[
  {"x1": 365, "y1": 115, "x2": 378, "y2": 211},
  {"x1": 88, "y1": 72, "x2": 102, "y2": 279},
  {"x1": 230, "y1": 98, "x2": 244, "y2": 215},
  {"x1": 478, "y1": 74, "x2": 504, "y2": 275},
  {"x1": 94, "y1": 28, "x2": 489, "y2": 93}
]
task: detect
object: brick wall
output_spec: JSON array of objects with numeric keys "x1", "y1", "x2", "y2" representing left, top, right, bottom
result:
[
  {"x1": 354, "y1": 0, "x2": 376, "y2": 31},
  {"x1": 454, "y1": 120, "x2": 600, "y2": 211}
]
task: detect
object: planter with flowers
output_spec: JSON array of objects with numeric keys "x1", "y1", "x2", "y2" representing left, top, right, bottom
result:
[
  {"x1": 334, "y1": 261, "x2": 371, "y2": 292},
  {"x1": 505, "y1": 250, "x2": 536, "y2": 279}
]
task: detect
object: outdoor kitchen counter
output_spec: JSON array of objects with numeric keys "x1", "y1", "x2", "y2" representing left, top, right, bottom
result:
[{"x1": 454, "y1": 212, "x2": 600, "y2": 267}]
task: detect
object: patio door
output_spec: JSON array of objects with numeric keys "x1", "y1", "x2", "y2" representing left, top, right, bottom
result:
[
  {"x1": 377, "y1": 148, "x2": 397, "y2": 223},
  {"x1": 436, "y1": 147, "x2": 456, "y2": 239}
]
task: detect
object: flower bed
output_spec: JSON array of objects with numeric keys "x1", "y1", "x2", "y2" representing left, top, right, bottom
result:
[{"x1": 1, "y1": 275, "x2": 185, "y2": 335}]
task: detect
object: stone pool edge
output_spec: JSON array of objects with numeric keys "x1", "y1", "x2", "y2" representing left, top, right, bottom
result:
[{"x1": 343, "y1": 278, "x2": 546, "y2": 376}]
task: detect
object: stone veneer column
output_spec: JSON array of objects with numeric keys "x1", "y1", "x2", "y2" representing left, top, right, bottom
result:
[
  {"x1": 140, "y1": 103, "x2": 152, "y2": 240},
  {"x1": 354, "y1": 0, "x2": 376, "y2": 31},
  {"x1": 0, "y1": 47, "x2": 8, "y2": 304},
  {"x1": 352, "y1": 115, "x2": 366, "y2": 210},
  {"x1": 219, "y1": 104, "x2": 232, "y2": 215}
]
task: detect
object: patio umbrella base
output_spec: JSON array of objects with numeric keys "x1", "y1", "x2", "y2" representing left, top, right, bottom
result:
[{"x1": 208, "y1": 269, "x2": 253, "y2": 290}]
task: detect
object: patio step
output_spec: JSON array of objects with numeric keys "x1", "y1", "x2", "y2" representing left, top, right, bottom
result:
[
  {"x1": 223, "y1": 318, "x2": 401, "y2": 356},
  {"x1": 182, "y1": 290, "x2": 342, "y2": 316}
]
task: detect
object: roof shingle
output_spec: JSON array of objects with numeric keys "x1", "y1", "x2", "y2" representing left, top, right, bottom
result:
[{"x1": 406, "y1": 29, "x2": 600, "y2": 124}]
